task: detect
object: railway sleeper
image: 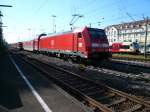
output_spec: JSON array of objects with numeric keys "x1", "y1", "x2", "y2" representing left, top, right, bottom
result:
[
  {"x1": 68, "y1": 81, "x2": 88, "y2": 86},
  {"x1": 86, "y1": 90, "x2": 106, "y2": 97},
  {"x1": 123, "y1": 104, "x2": 142, "y2": 112},
  {"x1": 54, "y1": 74, "x2": 77, "y2": 79},
  {"x1": 78, "y1": 86, "x2": 99, "y2": 92},
  {"x1": 60, "y1": 77, "x2": 79, "y2": 82},
  {"x1": 95, "y1": 93, "x2": 115, "y2": 102},
  {"x1": 106, "y1": 98, "x2": 126, "y2": 107},
  {"x1": 53, "y1": 74, "x2": 68, "y2": 78},
  {"x1": 75, "y1": 85, "x2": 99, "y2": 91},
  {"x1": 57, "y1": 76, "x2": 76, "y2": 81},
  {"x1": 73, "y1": 83, "x2": 91, "y2": 88}
]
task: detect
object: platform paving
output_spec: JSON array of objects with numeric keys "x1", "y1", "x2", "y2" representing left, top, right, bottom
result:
[{"x1": 0, "y1": 53, "x2": 89, "y2": 112}]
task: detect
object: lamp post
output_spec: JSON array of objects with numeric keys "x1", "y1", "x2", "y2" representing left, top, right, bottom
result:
[
  {"x1": 28, "y1": 28, "x2": 31, "y2": 39},
  {"x1": 52, "y1": 15, "x2": 56, "y2": 33},
  {"x1": 98, "y1": 22, "x2": 101, "y2": 27},
  {"x1": 0, "y1": 11, "x2": 3, "y2": 47},
  {"x1": 144, "y1": 17, "x2": 148, "y2": 58},
  {"x1": 98, "y1": 17, "x2": 104, "y2": 27}
]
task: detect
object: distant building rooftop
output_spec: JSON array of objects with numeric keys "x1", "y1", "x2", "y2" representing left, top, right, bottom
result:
[{"x1": 106, "y1": 19, "x2": 150, "y2": 30}]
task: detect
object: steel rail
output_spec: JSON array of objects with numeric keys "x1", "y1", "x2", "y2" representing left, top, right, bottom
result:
[{"x1": 14, "y1": 53, "x2": 150, "y2": 112}]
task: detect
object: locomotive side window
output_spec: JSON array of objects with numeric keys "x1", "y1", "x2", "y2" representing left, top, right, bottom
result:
[{"x1": 77, "y1": 32, "x2": 82, "y2": 38}]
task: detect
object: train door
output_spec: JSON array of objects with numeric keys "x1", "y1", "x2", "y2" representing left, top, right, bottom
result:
[
  {"x1": 77, "y1": 32, "x2": 84, "y2": 53},
  {"x1": 73, "y1": 32, "x2": 83, "y2": 52},
  {"x1": 33, "y1": 40, "x2": 35, "y2": 51},
  {"x1": 73, "y1": 33, "x2": 78, "y2": 52},
  {"x1": 33, "y1": 40, "x2": 38, "y2": 51}
]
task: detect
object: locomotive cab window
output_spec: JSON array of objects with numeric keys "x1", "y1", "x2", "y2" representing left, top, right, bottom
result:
[
  {"x1": 88, "y1": 28, "x2": 106, "y2": 39},
  {"x1": 121, "y1": 45, "x2": 130, "y2": 49},
  {"x1": 77, "y1": 32, "x2": 82, "y2": 38}
]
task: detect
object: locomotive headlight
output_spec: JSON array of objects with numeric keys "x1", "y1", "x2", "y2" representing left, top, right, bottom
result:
[
  {"x1": 92, "y1": 43, "x2": 109, "y2": 48},
  {"x1": 92, "y1": 43, "x2": 99, "y2": 47},
  {"x1": 85, "y1": 55, "x2": 88, "y2": 58},
  {"x1": 102, "y1": 43, "x2": 109, "y2": 47}
]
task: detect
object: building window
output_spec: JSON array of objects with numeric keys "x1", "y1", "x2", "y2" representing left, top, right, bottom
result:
[
  {"x1": 111, "y1": 39, "x2": 113, "y2": 42},
  {"x1": 114, "y1": 31, "x2": 116, "y2": 36},
  {"x1": 141, "y1": 32, "x2": 145, "y2": 35}
]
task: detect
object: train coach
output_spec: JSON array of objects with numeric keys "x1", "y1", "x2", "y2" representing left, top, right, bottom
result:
[
  {"x1": 14, "y1": 26, "x2": 111, "y2": 61},
  {"x1": 10, "y1": 42, "x2": 23, "y2": 50},
  {"x1": 110, "y1": 42, "x2": 140, "y2": 54}
]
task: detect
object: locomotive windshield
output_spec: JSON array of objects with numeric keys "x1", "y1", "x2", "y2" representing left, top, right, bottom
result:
[
  {"x1": 88, "y1": 28, "x2": 106, "y2": 38},
  {"x1": 132, "y1": 42, "x2": 139, "y2": 48},
  {"x1": 121, "y1": 45, "x2": 130, "y2": 49}
]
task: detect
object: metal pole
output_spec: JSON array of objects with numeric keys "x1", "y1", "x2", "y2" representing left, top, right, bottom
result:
[
  {"x1": 0, "y1": 11, "x2": 3, "y2": 47},
  {"x1": 144, "y1": 17, "x2": 148, "y2": 58},
  {"x1": 89, "y1": 23, "x2": 91, "y2": 28},
  {"x1": 28, "y1": 28, "x2": 31, "y2": 40},
  {"x1": 52, "y1": 15, "x2": 56, "y2": 33},
  {"x1": 98, "y1": 22, "x2": 101, "y2": 27}
]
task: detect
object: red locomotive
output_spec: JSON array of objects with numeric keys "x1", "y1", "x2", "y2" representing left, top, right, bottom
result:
[{"x1": 11, "y1": 26, "x2": 111, "y2": 60}]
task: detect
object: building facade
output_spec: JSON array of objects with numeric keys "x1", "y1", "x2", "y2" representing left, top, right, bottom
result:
[{"x1": 105, "y1": 19, "x2": 150, "y2": 45}]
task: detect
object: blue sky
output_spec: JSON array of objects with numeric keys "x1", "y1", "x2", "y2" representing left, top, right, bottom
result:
[{"x1": 1, "y1": 0, "x2": 150, "y2": 43}]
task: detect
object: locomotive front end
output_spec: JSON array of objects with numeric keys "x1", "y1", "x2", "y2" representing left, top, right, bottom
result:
[{"x1": 87, "y1": 28, "x2": 110, "y2": 59}]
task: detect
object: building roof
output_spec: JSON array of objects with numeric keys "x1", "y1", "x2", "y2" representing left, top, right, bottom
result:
[{"x1": 105, "y1": 19, "x2": 150, "y2": 30}]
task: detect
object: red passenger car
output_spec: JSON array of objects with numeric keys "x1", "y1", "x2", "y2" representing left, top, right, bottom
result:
[
  {"x1": 22, "y1": 40, "x2": 34, "y2": 51},
  {"x1": 110, "y1": 42, "x2": 140, "y2": 54},
  {"x1": 10, "y1": 42, "x2": 23, "y2": 50}
]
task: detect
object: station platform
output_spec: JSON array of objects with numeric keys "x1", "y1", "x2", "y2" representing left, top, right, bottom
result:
[{"x1": 0, "y1": 53, "x2": 89, "y2": 112}]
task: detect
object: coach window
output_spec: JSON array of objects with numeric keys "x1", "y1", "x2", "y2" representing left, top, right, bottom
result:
[{"x1": 78, "y1": 32, "x2": 82, "y2": 38}]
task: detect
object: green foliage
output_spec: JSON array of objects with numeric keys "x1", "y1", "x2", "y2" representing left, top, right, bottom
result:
[{"x1": 112, "y1": 54, "x2": 150, "y2": 61}]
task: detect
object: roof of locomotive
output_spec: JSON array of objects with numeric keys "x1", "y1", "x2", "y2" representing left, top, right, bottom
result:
[
  {"x1": 39, "y1": 26, "x2": 105, "y2": 39},
  {"x1": 40, "y1": 27, "x2": 86, "y2": 39}
]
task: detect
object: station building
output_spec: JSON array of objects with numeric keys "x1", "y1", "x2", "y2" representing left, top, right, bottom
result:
[{"x1": 105, "y1": 19, "x2": 150, "y2": 46}]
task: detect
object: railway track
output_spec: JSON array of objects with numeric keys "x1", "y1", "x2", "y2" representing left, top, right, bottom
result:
[
  {"x1": 110, "y1": 58, "x2": 150, "y2": 68},
  {"x1": 97, "y1": 60, "x2": 150, "y2": 75},
  {"x1": 13, "y1": 53, "x2": 150, "y2": 112}
]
